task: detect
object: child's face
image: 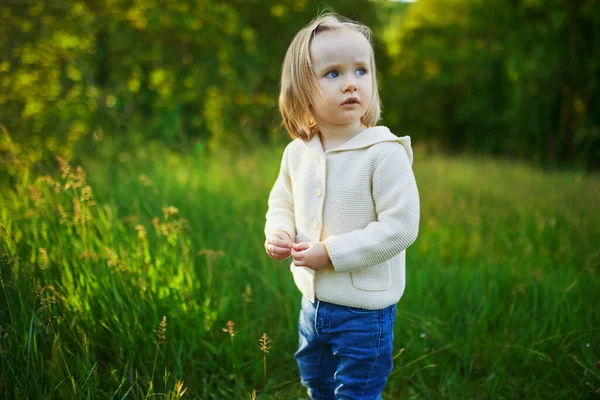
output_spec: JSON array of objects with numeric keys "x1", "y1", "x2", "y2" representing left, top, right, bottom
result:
[{"x1": 309, "y1": 29, "x2": 373, "y2": 129}]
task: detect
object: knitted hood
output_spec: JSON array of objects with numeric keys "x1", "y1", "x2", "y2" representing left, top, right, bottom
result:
[{"x1": 302, "y1": 126, "x2": 414, "y2": 165}]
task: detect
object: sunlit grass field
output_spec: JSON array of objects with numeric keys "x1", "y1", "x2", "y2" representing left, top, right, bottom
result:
[{"x1": 1, "y1": 132, "x2": 599, "y2": 399}]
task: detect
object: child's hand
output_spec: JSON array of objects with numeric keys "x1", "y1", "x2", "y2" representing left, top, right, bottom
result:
[
  {"x1": 291, "y1": 241, "x2": 332, "y2": 271},
  {"x1": 265, "y1": 231, "x2": 293, "y2": 260}
]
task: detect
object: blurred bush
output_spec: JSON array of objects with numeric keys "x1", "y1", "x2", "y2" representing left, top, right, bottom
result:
[
  {"x1": 0, "y1": 0, "x2": 377, "y2": 156},
  {"x1": 0, "y1": 0, "x2": 598, "y2": 169},
  {"x1": 378, "y1": 0, "x2": 600, "y2": 169}
]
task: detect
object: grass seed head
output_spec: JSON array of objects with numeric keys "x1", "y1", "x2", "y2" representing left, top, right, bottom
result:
[
  {"x1": 222, "y1": 320, "x2": 236, "y2": 338},
  {"x1": 79, "y1": 250, "x2": 100, "y2": 261},
  {"x1": 162, "y1": 206, "x2": 179, "y2": 220},
  {"x1": 28, "y1": 185, "x2": 44, "y2": 205},
  {"x1": 155, "y1": 316, "x2": 167, "y2": 345},
  {"x1": 259, "y1": 333, "x2": 270, "y2": 353},
  {"x1": 80, "y1": 185, "x2": 93, "y2": 202},
  {"x1": 139, "y1": 174, "x2": 153, "y2": 187},
  {"x1": 173, "y1": 379, "x2": 187, "y2": 398},
  {"x1": 36, "y1": 176, "x2": 61, "y2": 193},
  {"x1": 73, "y1": 198, "x2": 82, "y2": 224},
  {"x1": 57, "y1": 156, "x2": 70, "y2": 179},
  {"x1": 57, "y1": 204, "x2": 71, "y2": 226},
  {"x1": 135, "y1": 224, "x2": 147, "y2": 241},
  {"x1": 38, "y1": 248, "x2": 49, "y2": 269},
  {"x1": 243, "y1": 284, "x2": 253, "y2": 303},
  {"x1": 72, "y1": 166, "x2": 86, "y2": 189},
  {"x1": 104, "y1": 247, "x2": 124, "y2": 272}
]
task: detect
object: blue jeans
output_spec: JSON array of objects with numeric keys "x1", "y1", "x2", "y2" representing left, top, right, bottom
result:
[{"x1": 295, "y1": 296, "x2": 396, "y2": 400}]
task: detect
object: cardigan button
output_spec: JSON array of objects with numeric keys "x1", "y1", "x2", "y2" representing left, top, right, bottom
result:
[
  {"x1": 314, "y1": 187, "x2": 322, "y2": 197},
  {"x1": 312, "y1": 219, "x2": 320, "y2": 230}
]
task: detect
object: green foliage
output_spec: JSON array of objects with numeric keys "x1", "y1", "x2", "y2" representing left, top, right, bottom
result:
[
  {"x1": 378, "y1": 0, "x2": 600, "y2": 169},
  {"x1": 0, "y1": 0, "x2": 598, "y2": 170},
  {"x1": 0, "y1": 0, "x2": 379, "y2": 156},
  {"x1": 0, "y1": 131, "x2": 599, "y2": 398}
]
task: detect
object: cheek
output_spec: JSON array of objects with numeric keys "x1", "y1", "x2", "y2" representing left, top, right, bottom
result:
[
  {"x1": 320, "y1": 84, "x2": 337, "y2": 100},
  {"x1": 362, "y1": 77, "x2": 373, "y2": 93},
  {"x1": 362, "y1": 80, "x2": 374, "y2": 102},
  {"x1": 315, "y1": 82, "x2": 336, "y2": 102}
]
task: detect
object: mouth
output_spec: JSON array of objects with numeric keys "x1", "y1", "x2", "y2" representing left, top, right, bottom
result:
[{"x1": 341, "y1": 97, "x2": 360, "y2": 105}]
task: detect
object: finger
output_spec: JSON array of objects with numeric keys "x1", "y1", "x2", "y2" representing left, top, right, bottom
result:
[
  {"x1": 269, "y1": 245, "x2": 291, "y2": 255},
  {"x1": 293, "y1": 259, "x2": 306, "y2": 267},
  {"x1": 292, "y1": 247, "x2": 309, "y2": 254},
  {"x1": 292, "y1": 242, "x2": 310, "y2": 251},
  {"x1": 291, "y1": 248, "x2": 304, "y2": 258},
  {"x1": 270, "y1": 252, "x2": 290, "y2": 261},
  {"x1": 274, "y1": 253, "x2": 291, "y2": 260},
  {"x1": 268, "y1": 243, "x2": 287, "y2": 251},
  {"x1": 272, "y1": 250, "x2": 291, "y2": 259},
  {"x1": 268, "y1": 238, "x2": 292, "y2": 248},
  {"x1": 269, "y1": 237, "x2": 292, "y2": 246},
  {"x1": 274, "y1": 231, "x2": 292, "y2": 240}
]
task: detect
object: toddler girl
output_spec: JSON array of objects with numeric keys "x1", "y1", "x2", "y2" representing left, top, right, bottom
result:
[{"x1": 264, "y1": 12, "x2": 420, "y2": 400}]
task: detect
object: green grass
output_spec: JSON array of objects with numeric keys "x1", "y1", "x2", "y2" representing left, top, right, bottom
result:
[{"x1": 1, "y1": 133, "x2": 599, "y2": 399}]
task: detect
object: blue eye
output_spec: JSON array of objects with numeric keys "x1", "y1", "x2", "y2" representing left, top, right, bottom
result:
[
  {"x1": 325, "y1": 71, "x2": 339, "y2": 79},
  {"x1": 355, "y1": 67, "x2": 367, "y2": 76}
]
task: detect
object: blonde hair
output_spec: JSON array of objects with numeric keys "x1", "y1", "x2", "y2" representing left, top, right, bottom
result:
[{"x1": 278, "y1": 12, "x2": 382, "y2": 141}]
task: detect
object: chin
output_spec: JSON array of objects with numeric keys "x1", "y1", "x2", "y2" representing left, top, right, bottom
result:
[{"x1": 339, "y1": 118, "x2": 363, "y2": 125}]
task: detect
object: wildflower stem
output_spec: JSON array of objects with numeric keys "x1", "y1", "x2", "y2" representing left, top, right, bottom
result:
[
  {"x1": 149, "y1": 316, "x2": 167, "y2": 394},
  {"x1": 263, "y1": 352, "x2": 267, "y2": 386},
  {"x1": 151, "y1": 343, "x2": 159, "y2": 388},
  {"x1": 231, "y1": 335, "x2": 237, "y2": 377},
  {"x1": 259, "y1": 332, "x2": 270, "y2": 387}
]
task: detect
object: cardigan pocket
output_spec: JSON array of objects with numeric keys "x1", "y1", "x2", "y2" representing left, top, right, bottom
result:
[{"x1": 350, "y1": 261, "x2": 392, "y2": 291}]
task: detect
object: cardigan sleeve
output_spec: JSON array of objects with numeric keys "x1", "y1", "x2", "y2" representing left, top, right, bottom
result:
[
  {"x1": 264, "y1": 145, "x2": 296, "y2": 242},
  {"x1": 323, "y1": 145, "x2": 420, "y2": 273}
]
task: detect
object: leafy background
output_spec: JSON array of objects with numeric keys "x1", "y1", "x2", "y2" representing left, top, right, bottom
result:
[{"x1": 2, "y1": 0, "x2": 599, "y2": 168}]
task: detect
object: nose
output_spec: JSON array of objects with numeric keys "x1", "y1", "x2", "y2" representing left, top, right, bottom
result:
[{"x1": 342, "y1": 75, "x2": 358, "y2": 93}]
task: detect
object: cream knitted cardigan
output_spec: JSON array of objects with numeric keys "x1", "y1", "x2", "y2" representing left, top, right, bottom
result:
[{"x1": 265, "y1": 126, "x2": 420, "y2": 309}]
